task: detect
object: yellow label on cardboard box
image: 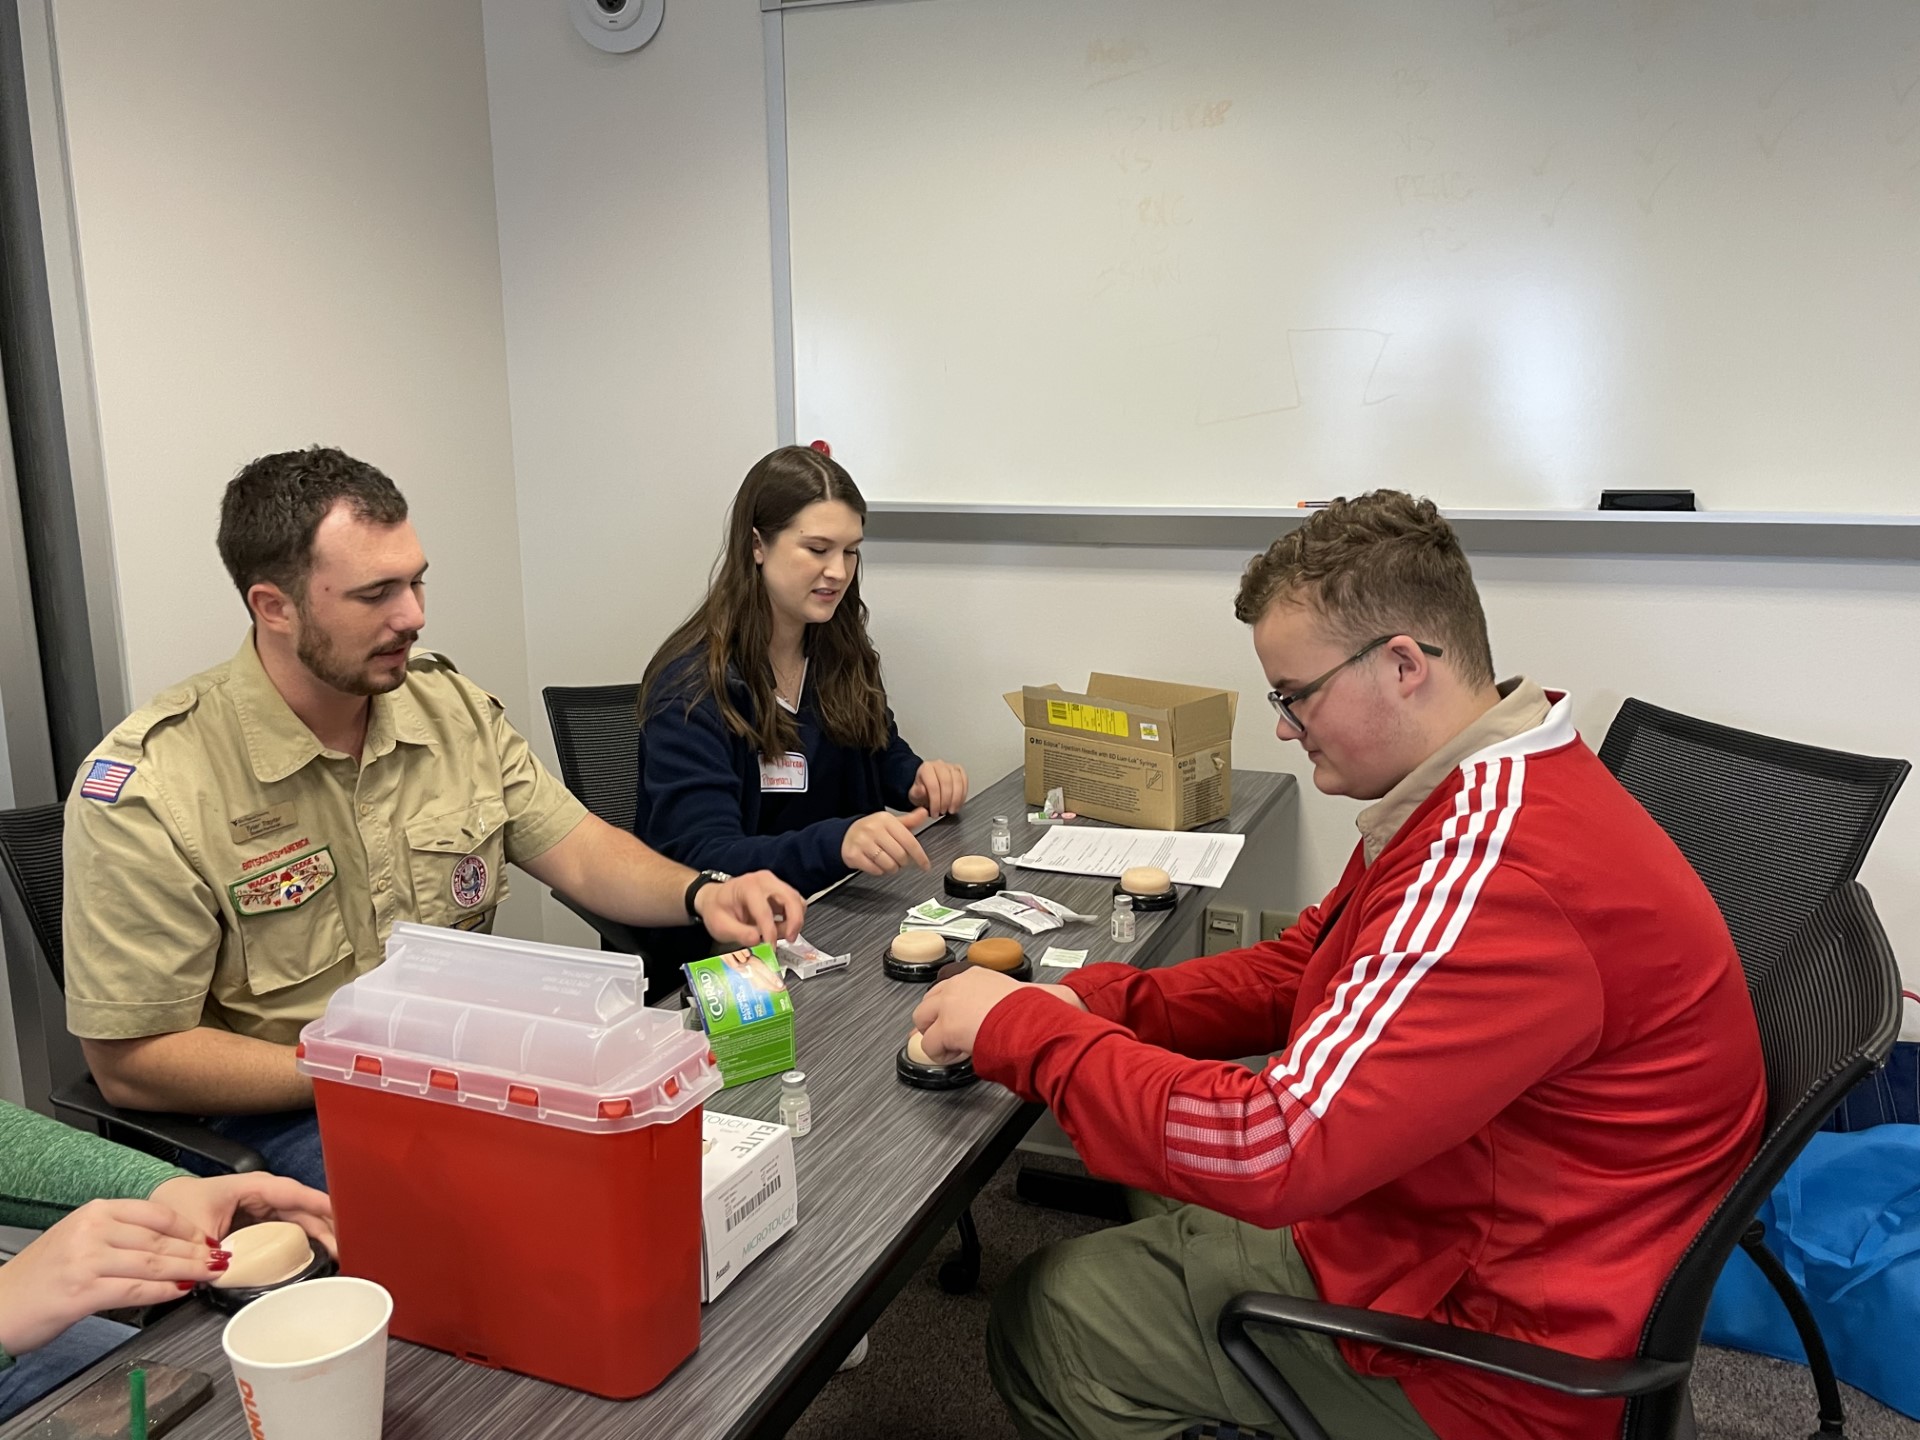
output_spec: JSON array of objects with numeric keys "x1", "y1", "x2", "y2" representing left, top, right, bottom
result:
[{"x1": 1046, "y1": 700, "x2": 1129, "y2": 737}]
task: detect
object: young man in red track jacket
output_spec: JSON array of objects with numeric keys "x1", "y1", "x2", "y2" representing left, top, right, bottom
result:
[{"x1": 914, "y1": 492, "x2": 1766, "y2": 1440}]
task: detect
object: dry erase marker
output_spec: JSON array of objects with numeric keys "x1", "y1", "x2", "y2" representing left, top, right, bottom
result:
[
  {"x1": 1295, "y1": 500, "x2": 1331, "y2": 509},
  {"x1": 130, "y1": 1366, "x2": 148, "y2": 1440}
]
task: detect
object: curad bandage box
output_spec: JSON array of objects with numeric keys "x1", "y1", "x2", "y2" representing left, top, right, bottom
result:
[{"x1": 1004, "y1": 674, "x2": 1236, "y2": 830}]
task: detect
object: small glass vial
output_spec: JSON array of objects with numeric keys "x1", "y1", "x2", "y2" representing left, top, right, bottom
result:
[
  {"x1": 989, "y1": 815, "x2": 1013, "y2": 857},
  {"x1": 779, "y1": 1070, "x2": 813, "y2": 1137},
  {"x1": 1110, "y1": 894, "x2": 1137, "y2": 944}
]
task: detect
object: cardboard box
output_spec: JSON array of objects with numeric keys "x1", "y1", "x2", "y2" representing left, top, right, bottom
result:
[
  {"x1": 683, "y1": 943, "x2": 796, "y2": 1087},
  {"x1": 701, "y1": 1111, "x2": 798, "y2": 1301},
  {"x1": 1004, "y1": 674, "x2": 1237, "y2": 830}
]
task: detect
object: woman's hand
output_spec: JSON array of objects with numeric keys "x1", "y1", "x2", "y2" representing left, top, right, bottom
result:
[
  {"x1": 842, "y1": 809, "x2": 931, "y2": 875},
  {"x1": 147, "y1": 1173, "x2": 335, "y2": 1260},
  {"x1": 0, "y1": 1197, "x2": 226, "y2": 1357},
  {"x1": 909, "y1": 761, "x2": 969, "y2": 818}
]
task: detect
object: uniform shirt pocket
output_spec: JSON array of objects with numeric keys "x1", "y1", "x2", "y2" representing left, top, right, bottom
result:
[
  {"x1": 406, "y1": 795, "x2": 512, "y2": 927},
  {"x1": 230, "y1": 847, "x2": 354, "y2": 996}
]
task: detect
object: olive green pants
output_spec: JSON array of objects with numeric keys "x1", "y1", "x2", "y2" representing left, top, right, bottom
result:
[{"x1": 986, "y1": 1192, "x2": 1439, "y2": 1440}]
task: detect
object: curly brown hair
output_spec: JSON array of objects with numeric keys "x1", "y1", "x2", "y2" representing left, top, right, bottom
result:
[{"x1": 1234, "y1": 491, "x2": 1495, "y2": 687}]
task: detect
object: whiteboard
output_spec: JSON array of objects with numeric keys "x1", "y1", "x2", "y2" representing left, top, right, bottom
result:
[{"x1": 781, "y1": 0, "x2": 1920, "y2": 513}]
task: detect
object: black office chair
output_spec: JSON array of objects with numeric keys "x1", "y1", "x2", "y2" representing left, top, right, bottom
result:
[
  {"x1": 539, "y1": 682, "x2": 670, "y2": 976},
  {"x1": 0, "y1": 802, "x2": 265, "y2": 1172},
  {"x1": 1598, "y1": 697, "x2": 1909, "y2": 1436},
  {"x1": 1219, "y1": 881, "x2": 1902, "y2": 1440},
  {"x1": 1596, "y1": 698, "x2": 1909, "y2": 988},
  {"x1": 543, "y1": 682, "x2": 644, "y2": 833}
]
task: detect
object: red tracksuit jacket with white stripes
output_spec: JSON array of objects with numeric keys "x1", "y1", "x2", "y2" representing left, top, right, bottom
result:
[{"x1": 973, "y1": 697, "x2": 1766, "y2": 1440}]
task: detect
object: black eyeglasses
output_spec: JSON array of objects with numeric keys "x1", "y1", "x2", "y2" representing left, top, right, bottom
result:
[{"x1": 1266, "y1": 636, "x2": 1444, "y2": 734}]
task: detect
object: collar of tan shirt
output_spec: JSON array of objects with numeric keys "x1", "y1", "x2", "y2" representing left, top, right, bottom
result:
[
  {"x1": 229, "y1": 633, "x2": 439, "y2": 784},
  {"x1": 1355, "y1": 676, "x2": 1552, "y2": 865}
]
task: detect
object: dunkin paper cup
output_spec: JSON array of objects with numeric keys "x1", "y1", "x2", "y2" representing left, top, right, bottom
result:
[{"x1": 221, "y1": 1276, "x2": 393, "y2": 1440}]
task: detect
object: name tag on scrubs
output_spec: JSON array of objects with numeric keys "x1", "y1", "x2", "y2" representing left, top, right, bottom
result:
[{"x1": 759, "y1": 752, "x2": 809, "y2": 793}]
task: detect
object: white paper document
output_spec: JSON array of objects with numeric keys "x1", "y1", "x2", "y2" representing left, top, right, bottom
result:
[{"x1": 1007, "y1": 826, "x2": 1245, "y2": 889}]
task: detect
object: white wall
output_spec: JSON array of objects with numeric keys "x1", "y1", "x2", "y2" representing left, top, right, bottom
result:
[
  {"x1": 478, "y1": 6, "x2": 1919, "y2": 1016},
  {"x1": 481, "y1": 0, "x2": 781, "y2": 947},
  {"x1": 48, "y1": 0, "x2": 542, "y2": 936}
]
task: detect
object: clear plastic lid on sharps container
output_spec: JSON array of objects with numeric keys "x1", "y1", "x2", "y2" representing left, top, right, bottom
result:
[{"x1": 296, "y1": 922, "x2": 720, "y2": 1134}]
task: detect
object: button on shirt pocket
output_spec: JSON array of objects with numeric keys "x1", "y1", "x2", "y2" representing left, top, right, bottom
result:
[{"x1": 406, "y1": 797, "x2": 511, "y2": 927}]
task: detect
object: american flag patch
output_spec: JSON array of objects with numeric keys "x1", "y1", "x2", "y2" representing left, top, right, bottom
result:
[{"x1": 79, "y1": 759, "x2": 135, "y2": 802}]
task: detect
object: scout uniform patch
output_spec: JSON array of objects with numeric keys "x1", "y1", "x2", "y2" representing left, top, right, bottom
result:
[
  {"x1": 80, "y1": 759, "x2": 135, "y2": 802},
  {"x1": 450, "y1": 853, "x2": 490, "y2": 908},
  {"x1": 229, "y1": 847, "x2": 338, "y2": 915}
]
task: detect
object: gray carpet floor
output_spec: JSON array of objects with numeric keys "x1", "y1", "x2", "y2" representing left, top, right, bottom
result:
[{"x1": 789, "y1": 1156, "x2": 1920, "y2": 1440}]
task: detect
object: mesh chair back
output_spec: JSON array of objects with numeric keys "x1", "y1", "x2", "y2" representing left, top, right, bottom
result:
[
  {"x1": 1597, "y1": 698, "x2": 1908, "y2": 988},
  {"x1": 542, "y1": 683, "x2": 643, "y2": 832},
  {"x1": 1624, "y1": 881, "x2": 1901, "y2": 1438},
  {"x1": 0, "y1": 803, "x2": 68, "y2": 986}
]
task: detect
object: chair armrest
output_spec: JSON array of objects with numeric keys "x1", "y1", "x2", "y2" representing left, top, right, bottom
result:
[
  {"x1": 52, "y1": 1076, "x2": 269, "y2": 1174},
  {"x1": 1220, "y1": 1293, "x2": 1690, "y2": 1400}
]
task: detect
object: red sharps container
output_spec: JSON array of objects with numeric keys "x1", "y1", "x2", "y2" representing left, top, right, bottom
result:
[{"x1": 297, "y1": 922, "x2": 720, "y2": 1397}]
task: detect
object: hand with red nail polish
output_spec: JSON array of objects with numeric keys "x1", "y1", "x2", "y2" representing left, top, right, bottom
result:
[
  {"x1": 148, "y1": 1174, "x2": 335, "y2": 1263},
  {"x1": 0, "y1": 1193, "x2": 229, "y2": 1356},
  {"x1": 0, "y1": 1102, "x2": 333, "y2": 1363}
]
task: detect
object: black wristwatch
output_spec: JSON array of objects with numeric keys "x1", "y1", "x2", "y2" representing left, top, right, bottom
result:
[{"x1": 684, "y1": 868, "x2": 732, "y2": 920}]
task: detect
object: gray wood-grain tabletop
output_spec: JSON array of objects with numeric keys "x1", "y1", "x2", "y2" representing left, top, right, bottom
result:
[{"x1": 5, "y1": 768, "x2": 1293, "y2": 1440}]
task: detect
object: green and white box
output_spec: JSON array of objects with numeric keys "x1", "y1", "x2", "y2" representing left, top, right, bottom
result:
[{"x1": 683, "y1": 944, "x2": 796, "y2": 1088}]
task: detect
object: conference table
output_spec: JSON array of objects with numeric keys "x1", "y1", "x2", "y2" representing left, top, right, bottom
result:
[{"x1": 10, "y1": 767, "x2": 1296, "y2": 1440}]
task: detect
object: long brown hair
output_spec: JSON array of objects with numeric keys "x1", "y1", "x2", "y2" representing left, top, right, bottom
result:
[{"x1": 640, "y1": 446, "x2": 891, "y2": 759}]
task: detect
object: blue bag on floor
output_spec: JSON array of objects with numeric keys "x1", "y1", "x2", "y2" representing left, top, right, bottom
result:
[{"x1": 1703, "y1": 1126, "x2": 1920, "y2": 1420}]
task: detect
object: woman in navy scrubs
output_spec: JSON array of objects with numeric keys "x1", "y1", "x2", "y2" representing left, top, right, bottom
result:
[{"x1": 634, "y1": 443, "x2": 966, "y2": 969}]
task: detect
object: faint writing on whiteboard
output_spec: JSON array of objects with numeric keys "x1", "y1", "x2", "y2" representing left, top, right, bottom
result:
[
  {"x1": 1134, "y1": 192, "x2": 1191, "y2": 227},
  {"x1": 1755, "y1": 108, "x2": 1804, "y2": 158},
  {"x1": 1090, "y1": 239, "x2": 1182, "y2": 297},
  {"x1": 1540, "y1": 179, "x2": 1576, "y2": 228},
  {"x1": 1419, "y1": 222, "x2": 1469, "y2": 258},
  {"x1": 1504, "y1": 11, "x2": 1563, "y2": 47},
  {"x1": 1087, "y1": 37, "x2": 1147, "y2": 71},
  {"x1": 1395, "y1": 171, "x2": 1475, "y2": 205},
  {"x1": 1085, "y1": 36, "x2": 1165, "y2": 89},
  {"x1": 1160, "y1": 99, "x2": 1234, "y2": 132},
  {"x1": 1636, "y1": 162, "x2": 1676, "y2": 214}
]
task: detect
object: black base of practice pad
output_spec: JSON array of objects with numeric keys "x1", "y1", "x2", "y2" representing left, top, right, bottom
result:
[
  {"x1": 897, "y1": 1046, "x2": 978, "y2": 1090},
  {"x1": 1115, "y1": 881, "x2": 1176, "y2": 912},
  {"x1": 944, "y1": 874, "x2": 1006, "y2": 901},
  {"x1": 884, "y1": 947, "x2": 948, "y2": 982}
]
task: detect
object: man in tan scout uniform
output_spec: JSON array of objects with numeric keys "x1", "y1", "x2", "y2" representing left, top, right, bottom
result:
[{"x1": 63, "y1": 447, "x2": 804, "y2": 1190}]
